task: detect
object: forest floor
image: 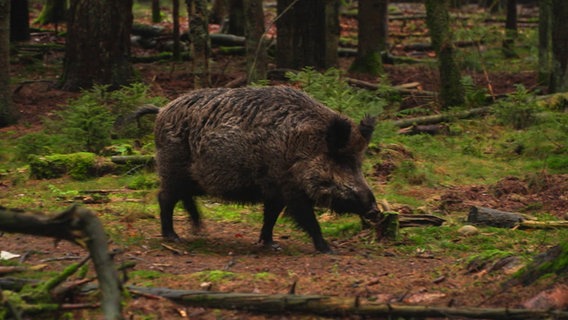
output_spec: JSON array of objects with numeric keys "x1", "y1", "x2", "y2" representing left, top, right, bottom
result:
[{"x1": 1, "y1": 3, "x2": 567, "y2": 320}]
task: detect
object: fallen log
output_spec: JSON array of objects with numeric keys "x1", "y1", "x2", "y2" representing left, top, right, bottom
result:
[
  {"x1": 467, "y1": 206, "x2": 525, "y2": 228},
  {"x1": 392, "y1": 107, "x2": 492, "y2": 128},
  {"x1": 110, "y1": 155, "x2": 155, "y2": 166},
  {"x1": 398, "y1": 124, "x2": 450, "y2": 135},
  {"x1": 399, "y1": 214, "x2": 445, "y2": 227},
  {"x1": 124, "y1": 286, "x2": 568, "y2": 319},
  {"x1": 467, "y1": 206, "x2": 568, "y2": 229},
  {"x1": 0, "y1": 206, "x2": 123, "y2": 320}
]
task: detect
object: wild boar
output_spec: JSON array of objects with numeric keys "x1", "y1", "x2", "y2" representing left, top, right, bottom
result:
[{"x1": 138, "y1": 86, "x2": 379, "y2": 253}]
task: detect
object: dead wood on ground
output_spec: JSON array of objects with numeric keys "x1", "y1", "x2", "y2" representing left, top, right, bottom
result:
[{"x1": 0, "y1": 206, "x2": 123, "y2": 320}]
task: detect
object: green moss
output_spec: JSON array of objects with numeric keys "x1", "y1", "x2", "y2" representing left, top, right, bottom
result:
[
  {"x1": 28, "y1": 152, "x2": 102, "y2": 180},
  {"x1": 349, "y1": 52, "x2": 384, "y2": 76}
]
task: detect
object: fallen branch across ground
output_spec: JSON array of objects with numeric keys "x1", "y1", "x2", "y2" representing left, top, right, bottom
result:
[
  {"x1": 0, "y1": 206, "x2": 123, "y2": 320},
  {"x1": 123, "y1": 286, "x2": 568, "y2": 319}
]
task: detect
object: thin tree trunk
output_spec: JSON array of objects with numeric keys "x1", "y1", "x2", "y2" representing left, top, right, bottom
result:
[
  {"x1": 186, "y1": 0, "x2": 211, "y2": 88},
  {"x1": 549, "y1": 0, "x2": 568, "y2": 92},
  {"x1": 172, "y1": 0, "x2": 180, "y2": 60},
  {"x1": 502, "y1": 0, "x2": 518, "y2": 58},
  {"x1": 0, "y1": 0, "x2": 18, "y2": 127},
  {"x1": 425, "y1": 0, "x2": 465, "y2": 108},
  {"x1": 10, "y1": 0, "x2": 29, "y2": 41},
  {"x1": 349, "y1": 0, "x2": 386, "y2": 76},
  {"x1": 152, "y1": 0, "x2": 161, "y2": 23},
  {"x1": 228, "y1": 0, "x2": 244, "y2": 36},
  {"x1": 538, "y1": 0, "x2": 552, "y2": 85},
  {"x1": 244, "y1": 0, "x2": 266, "y2": 83}
]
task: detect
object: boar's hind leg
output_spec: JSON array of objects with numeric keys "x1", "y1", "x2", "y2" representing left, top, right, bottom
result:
[
  {"x1": 286, "y1": 200, "x2": 331, "y2": 253},
  {"x1": 158, "y1": 190, "x2": 181, "y2": 241},
  {"x1": 259, "y1": 199, "x2": 285, "y2": 247},
  {"x1": 181, "y1": 195, "x2": 201, "y2": 232}
]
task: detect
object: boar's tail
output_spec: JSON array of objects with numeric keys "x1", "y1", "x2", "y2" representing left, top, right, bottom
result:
[{"x1": 114, "y1": 104, "x2": 160, "y2": 128}]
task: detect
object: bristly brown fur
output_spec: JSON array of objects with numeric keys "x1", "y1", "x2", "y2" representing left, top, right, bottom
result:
[{"x1": 151, "y1": 86, "x2": 379, "y2": 253}]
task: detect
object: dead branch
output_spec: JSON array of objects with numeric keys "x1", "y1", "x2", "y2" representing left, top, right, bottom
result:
[
  {"x1": 392, "y1": 107, "x2": 492, "y2": 128},
  {"x1": 125, "y1": 286, "x2": 568, "y2": 319},
  {"x1": 0, "y1": 206, "x2": 123, "y2": 320}
]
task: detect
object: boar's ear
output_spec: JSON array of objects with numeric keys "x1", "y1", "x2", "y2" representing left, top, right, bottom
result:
[
  {"x1": 359, "y1": 115, "x2": 376, "y2": 143},
  {"x1": 326, "y1": 117, "x2": 352, "y2": 152}
]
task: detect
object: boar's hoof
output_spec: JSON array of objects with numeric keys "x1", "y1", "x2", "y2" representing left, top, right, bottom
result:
[
  {"x1": 258, "y1": 240, "x2": 282, "y2": 251},
  {"x1": 315, "y1": 242, "x2": 334, "y2": 254},
  {"x1": 163, "y1": 232, "x2": 182, "y2": 243}
]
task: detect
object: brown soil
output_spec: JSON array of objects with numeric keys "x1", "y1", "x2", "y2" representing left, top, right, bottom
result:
[{"x1": 1, "y1": 5, "x2": 566, "y2": 319}]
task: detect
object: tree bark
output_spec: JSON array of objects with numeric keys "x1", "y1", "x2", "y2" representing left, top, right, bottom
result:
[
  {"x1": 186, "y1": 0, "x2": 211, "y2": 88},
  {"x1": 34, "y1": 0, "x2": 66, "y2": 29},
  {"x1": 276, "y1": 0, "x2": 339, "y2": 70},
  {"x1": 538, "y1": 0, "x2": 552, "y2": 85},
  {"x1": 0, "y1": 0, "x2": 18, "y2": 127},
  {"x1": 172, "y1": 0, "x2": 180, "y2": 60},
  {"x1": 244, "y1": 0, "x2": 266, "y2": 83},
  {"x1": 349, "y1": 0, "x2": 386, "y2": 76},
  {"x1": 549, "y1": 0, "x2": 568, "y2": 92},
  {"x1": 502, "y1": 0, "x2": 518, "y2": 58},
  {"x1": 59, "y1": 0, "x2": 134, "y2": 91},
  {"x1": 228, "y1": 0, "x2": 244, "y2": 36},
  {"x1": 0, "y1": 206, "x2": 123, "y2": 320},
  {"x1": 425, "y1": 0, "x2": 465, "y2": 108},
  {"x1": 151, "y1": 0, "x2": 161, "y2": 23},
  {"x1": 10, "y1": 0, "x2": 29, "y2": 41}
]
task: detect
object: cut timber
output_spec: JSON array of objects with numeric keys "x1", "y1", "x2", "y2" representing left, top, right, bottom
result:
[
  {"x1": 467, "y1": 206, "x2": 525, "y2": 228},
  {"x1": 125, "y1": 285, "x2": 568, "y2": 319}
]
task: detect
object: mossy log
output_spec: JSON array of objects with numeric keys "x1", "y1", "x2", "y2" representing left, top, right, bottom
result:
[
  {"x1": 28, "y1": 153, "x2": 155, "y2": 180},
  {"x1": 28, "y1": 152, "x2": 116, "y2": 180},
  {"x1": 507, "y1": 243, "x2": 568, "y2": 287},
  {"x1": 124, "y1": 286, "x2": 568, "y2": 319},
  {"x1": 0, "y1": 206, "x2": 123, "y2": 320}
]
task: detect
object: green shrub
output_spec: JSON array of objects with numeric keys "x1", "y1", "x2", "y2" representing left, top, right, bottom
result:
[
  {"x1": 286, "y1": 67, "x2": 388, "y2": 122},
  {"x1": 494, "y1": 84, "x2": 541, "y2": 129}
]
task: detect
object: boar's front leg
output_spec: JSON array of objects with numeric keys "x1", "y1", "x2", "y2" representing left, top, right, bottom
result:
[
  {"x1": 259, "y1": 198, "x2": 285, "y2": 247},
  {"x1": 286, "y1": 196, "x2": 332, "y2": 253}
]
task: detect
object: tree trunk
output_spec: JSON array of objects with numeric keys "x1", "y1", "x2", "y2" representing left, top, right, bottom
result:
[
  {"x1": 186, "y1": 0, "x2": 211, "y2": 88},
  {"x1": 538, "y1": 0, "x2": 552, "y2": 85},
  {"x1": 276, "y1": 0, "x2": 339, "y2": 70},
  {"x1": 210, "y1": 0, "x2": 228, "y2": 24},
  {"x1": 34, "y1": 0, "x2": 66, "y2": 29},
  {"x1": 502, "y1": 0, "x2": 518, "y2": 58},
  {"x1": 349, "y1": 0, "x2": 386, "y2": 76},
  {"x1": 244, "y1": 0, "x2": 266, "y2": 83},
  {"x1": 425, "y1": 0, "x2": 465, "y2": 108},
  {"x1": 151, "y1": 0, "x2": 161, "y2": 23},
  {"x1": 228, "y1": 0, "x2": 244, "y2": 36},
  {"x1": 0, "y1": 0, "x2": 18, "y2": 127},
  {"x1": 549, "y1": 0, "x2": 568, "y2": 93},
  {"x1": 59, "y1": 0, "x2": 134, "y2": 91},
  {"x1": 10, "y1": 0, "x2": 29, "y2": 41},
  {"x1": 172, "y1": 0, "x2": 180, "y2": 60}
]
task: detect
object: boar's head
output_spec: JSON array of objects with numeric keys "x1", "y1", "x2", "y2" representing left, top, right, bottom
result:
[{"x1": 293, "y1": 115, "x2": 379, "y2": 222}]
